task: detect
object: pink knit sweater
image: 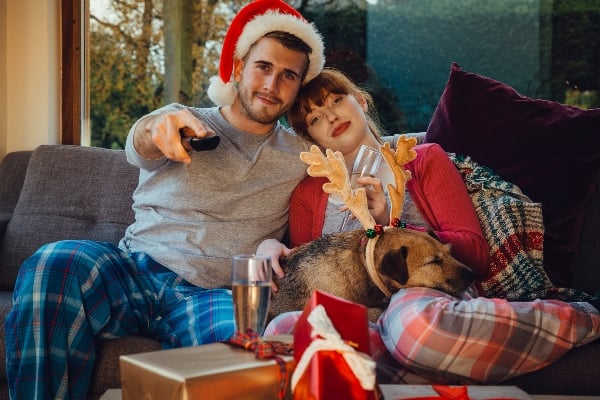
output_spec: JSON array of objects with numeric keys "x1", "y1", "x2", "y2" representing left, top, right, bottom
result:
[{"x1": 288, "y1": 143, "x2": 490, "y2": 277}]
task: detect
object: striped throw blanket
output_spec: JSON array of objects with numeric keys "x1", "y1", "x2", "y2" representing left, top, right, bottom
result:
[{"x1": 449, "y1": 153, "x2": 594, "y2": 302}]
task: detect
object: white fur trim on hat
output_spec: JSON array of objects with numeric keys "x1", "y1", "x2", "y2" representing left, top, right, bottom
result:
[{"x1": 207, "y1": 76, "x2": 237, "y2": 108}]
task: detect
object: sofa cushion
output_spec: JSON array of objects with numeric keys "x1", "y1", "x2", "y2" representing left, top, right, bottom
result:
[
  {"x1": 449, "y1": 153, "x2": 551, "y2": 300},
  {"x1": 425, "y1": 63, "x2": 600, "y2": 288},
  {"x1": 572, "y1": 182, "x2": 600, "y2": 295},
  {"x1": 502, "y1": 339, "x2": 600, "y2": 395},
  {"x1": 0, "y1": 145, "x2": 138, "y2": 290}
]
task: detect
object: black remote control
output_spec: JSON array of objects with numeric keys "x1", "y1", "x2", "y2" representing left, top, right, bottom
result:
[{"x1": 189, "y1": 136, "x2": 220, "y2": 151}]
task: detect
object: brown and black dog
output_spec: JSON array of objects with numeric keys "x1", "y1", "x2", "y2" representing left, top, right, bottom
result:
[{"x1": 270, "y1": 228, "x2": 473, "y2": 321}]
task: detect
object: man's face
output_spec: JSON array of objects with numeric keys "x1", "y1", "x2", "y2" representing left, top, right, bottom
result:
[{"x1": 233, "y1": 36, "x2": 309, "y2": 126}]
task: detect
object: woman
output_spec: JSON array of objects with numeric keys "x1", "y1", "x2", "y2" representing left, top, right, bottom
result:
[{"x1": 259, "y1": 68, "x2": 600, "y2": 384}]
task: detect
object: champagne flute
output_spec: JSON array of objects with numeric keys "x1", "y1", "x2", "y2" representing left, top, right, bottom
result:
[
  {"x1": 231, "y1": 255, "x2": 272, "y2": 336},
  {"x1": 339, "y1": 145, "x2": 383, "y2": 231}
]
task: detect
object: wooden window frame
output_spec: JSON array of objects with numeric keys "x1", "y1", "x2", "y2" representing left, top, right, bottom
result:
[{"x1": 61, "y1": 0, "x2": 84, "y2": 145}]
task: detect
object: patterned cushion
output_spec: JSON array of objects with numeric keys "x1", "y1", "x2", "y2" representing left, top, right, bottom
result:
[
  {"x1": 449, "y1": 153, "x2": 551, "y2": 299},
  {"x1": 451, "y1": 153, "x2": 594, "y2": 302}
]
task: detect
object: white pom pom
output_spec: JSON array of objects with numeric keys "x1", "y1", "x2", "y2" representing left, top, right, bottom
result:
[{"x1": 207, "y1": 76, "x2": 237, "y2": 106}]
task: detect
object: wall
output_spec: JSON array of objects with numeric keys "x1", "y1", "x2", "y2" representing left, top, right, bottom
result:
[
  {"x1": 0, "y1": 0, "x2": 6, "y2": 158},
  {"x1": 0, "y1": 0, "x2": 59, "y2": 159}
]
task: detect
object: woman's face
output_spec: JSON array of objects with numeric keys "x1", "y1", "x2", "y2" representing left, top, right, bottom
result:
[{"x1": 303, "y1": 93, "x2": 370, "y2": 155}]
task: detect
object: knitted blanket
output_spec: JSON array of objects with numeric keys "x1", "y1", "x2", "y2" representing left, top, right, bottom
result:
[{"x1": 449, "y1": 153, "x2": 594, "y2": 302}]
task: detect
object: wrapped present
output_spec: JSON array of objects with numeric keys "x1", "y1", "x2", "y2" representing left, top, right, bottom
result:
[
  {"x1": 120, "y1": 334, "x2": 294, "y2": 400},
  {"x1": 292, "y1": 290, "x2": 379, "y2": 400},
  {"x1": 378, "y1": 384, "x2": 534, "y2": 400}
]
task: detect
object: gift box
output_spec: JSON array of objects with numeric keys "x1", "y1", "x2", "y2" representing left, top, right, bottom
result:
[
  {"x1": 379, "y1": 385, "x2": 534, "y2": 400},
  {"x1": 120, "y1": 334, "x2": 294, "y2": 400},
  {"x1": 292, "y1": 290, "x2": 379, "y2": 400}
]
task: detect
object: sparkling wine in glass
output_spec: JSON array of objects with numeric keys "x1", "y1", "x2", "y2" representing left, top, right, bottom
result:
[
  {"x1": 340, "y1": 145, "x2": 383, "y2": 231},
  {"x1": 231, "y1": 255, "x2": 272, "y2": 336}
]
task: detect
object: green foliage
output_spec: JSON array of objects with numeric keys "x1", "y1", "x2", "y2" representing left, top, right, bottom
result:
[
  {"x1": 89, "y1": 0, "x2": 600, "y2": 148},
  {"x1": 90, "y1": 0, "x2": 163, "y2": 149},
  {"x1": 90, "y1": 0, "x2": 248, "y2": 148},
  {"x1": 90, "y1": 30, "x2": 160, "y2": 149}
]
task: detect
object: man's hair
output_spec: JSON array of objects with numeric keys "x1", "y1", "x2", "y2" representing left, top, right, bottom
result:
[
  {"x1": 264, "y1": 31, "x2": 313, "y2": 55},
  {"x1": 244, "y1": 31, "x2": 313, "y2": 79}
]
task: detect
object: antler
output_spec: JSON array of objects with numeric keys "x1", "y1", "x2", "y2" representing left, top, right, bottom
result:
[
  {"x1": 300, "y1": 138, "x2": 417, "y2": 299},
  {"x1": 380, "y1": 136, "x2": 417, "y2": 223},
  {"x1": 300, "y1": 136, "x2": 417, "y2": 233},
  {"x1": 300, "y1": 146, "x2": 376, "y2": 229}
]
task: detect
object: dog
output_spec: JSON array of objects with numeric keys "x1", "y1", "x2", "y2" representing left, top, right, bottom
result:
[{"x1": 269, "y1": 227, "x2": 474, "y2": 322}]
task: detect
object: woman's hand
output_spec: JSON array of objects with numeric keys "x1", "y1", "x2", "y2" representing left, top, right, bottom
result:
[
  {"x1": 357, "y1": 176, "x2": 390, "y2": 226},
  {"x1": 256, "y1": 239, "x2": 291, "y2": 292}
]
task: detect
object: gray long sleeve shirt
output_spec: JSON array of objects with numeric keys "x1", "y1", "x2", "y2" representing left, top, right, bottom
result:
[{"x1": 120, "y1": 105, "x2": 309, "y2": 288}]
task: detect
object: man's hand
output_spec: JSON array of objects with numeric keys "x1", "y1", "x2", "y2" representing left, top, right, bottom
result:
[
  {"x1": 256, "y1": 239, "x2": 291, "y2": 292},
  {"x1": 134, "y1": 108, "x2": 215, "y2": 164}
]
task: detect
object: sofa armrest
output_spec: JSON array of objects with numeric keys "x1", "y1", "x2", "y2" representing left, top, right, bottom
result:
[
  {"x1": 0, "y1": 150, "x2": 32, "y2": 214},
  {"x1": 0, "y1": 212, "x2": 10, "y2": 236}
]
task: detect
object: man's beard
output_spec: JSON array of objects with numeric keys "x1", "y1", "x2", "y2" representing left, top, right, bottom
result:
[{"x1": 237, "y1": 85, "x2": 290, "y2": 125}]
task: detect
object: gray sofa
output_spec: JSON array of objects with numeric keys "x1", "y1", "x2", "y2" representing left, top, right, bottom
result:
[{"x1": 1, "y1": 143, "x2": 599, "y2": 398}]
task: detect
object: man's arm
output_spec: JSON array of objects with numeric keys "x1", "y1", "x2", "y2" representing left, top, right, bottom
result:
[{"x1": 130, "y1": 106, "x2": 216, "y2": 165}]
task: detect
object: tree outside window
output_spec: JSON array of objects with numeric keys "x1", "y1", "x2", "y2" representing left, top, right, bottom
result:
[{"x1": 89, "y1": 0, "x2": 599, "y2": 149}]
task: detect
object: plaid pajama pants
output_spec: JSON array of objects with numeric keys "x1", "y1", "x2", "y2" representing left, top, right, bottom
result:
[{"x1": 5, "y1": 240, "x2": 235, "y2": 400}]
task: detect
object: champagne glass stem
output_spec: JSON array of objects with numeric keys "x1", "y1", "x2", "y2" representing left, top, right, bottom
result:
[{"x1": 339, "y1": 210, "x2": 352, "y2": 232}]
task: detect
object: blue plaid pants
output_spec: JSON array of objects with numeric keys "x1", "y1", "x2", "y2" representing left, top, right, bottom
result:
[{"x1": 5, "y1": 240, "x2": 235, "y2": 400}]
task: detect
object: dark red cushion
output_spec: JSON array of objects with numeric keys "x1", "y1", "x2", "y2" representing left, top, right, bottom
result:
[{"x1": 425, "y1": 63, "x2": 600, "y2": 287}]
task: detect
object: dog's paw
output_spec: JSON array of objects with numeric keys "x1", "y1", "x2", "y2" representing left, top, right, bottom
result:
[{"x1": 367, "y1": 307, "x2": 384, "y2": 323}]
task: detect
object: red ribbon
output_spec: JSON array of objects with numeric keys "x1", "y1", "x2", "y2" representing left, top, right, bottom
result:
[
  {"x1": 226, "y1": 329, "x2": 293, "y2": 400},
  {"x1": 393, "y1": 385, "x2": 520, "y2": 400}
]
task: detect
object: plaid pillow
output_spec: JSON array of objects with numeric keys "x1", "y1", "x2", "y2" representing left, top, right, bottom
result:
[
  {"x1": 450, "y1": 153, "x2": 595, "y2": 302},
  {"x1": 448, "y1": 153, "x2": 552, "y2": 300}
]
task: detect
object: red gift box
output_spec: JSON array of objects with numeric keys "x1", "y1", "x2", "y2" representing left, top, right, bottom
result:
[{"x1": 291, "y1": 290, "x2": 379, "y2": 400}]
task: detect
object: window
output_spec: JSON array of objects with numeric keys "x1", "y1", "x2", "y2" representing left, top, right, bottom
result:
[{"x1": 78, "y1": 0, "x2": 599, "y2": 149}]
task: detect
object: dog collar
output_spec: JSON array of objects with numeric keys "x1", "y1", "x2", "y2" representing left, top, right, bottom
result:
[{"x1": 362, "y1": 219, "x2": 407, "y2": 299}]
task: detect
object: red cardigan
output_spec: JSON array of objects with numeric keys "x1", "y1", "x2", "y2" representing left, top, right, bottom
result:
[{"x1": 288, "y1": 143, "x2": 490, "y2": 277}]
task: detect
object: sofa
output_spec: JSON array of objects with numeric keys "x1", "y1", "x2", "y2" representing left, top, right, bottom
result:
[
  {"x1": 0, "y1": 137, "x2": 598, "y2": 398},
  {"x1": 1, "y1": 65, "x2": 599, "y2": 399}
]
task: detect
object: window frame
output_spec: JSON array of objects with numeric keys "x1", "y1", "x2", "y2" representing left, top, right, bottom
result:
[{"x1": 61, "y1": 0, "x2": 84, "y2": 145}]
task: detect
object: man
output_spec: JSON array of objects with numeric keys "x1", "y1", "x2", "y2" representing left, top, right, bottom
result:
[{"x1": 5, "y1": 1, "x2": 324, "y2": 398}]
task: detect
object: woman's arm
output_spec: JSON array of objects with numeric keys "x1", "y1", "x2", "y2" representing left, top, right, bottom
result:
[
  {"x1": 288, "y1": 177, "x2": 330, "y2": 248},
  {"x1": 406, "y1": 143, "x2": 489, "y2": 276}
]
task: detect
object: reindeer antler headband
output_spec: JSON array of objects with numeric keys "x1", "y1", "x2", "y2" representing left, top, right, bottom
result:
[{"x1": 300, "y1": 135, "x2": 418, "y2": 297}]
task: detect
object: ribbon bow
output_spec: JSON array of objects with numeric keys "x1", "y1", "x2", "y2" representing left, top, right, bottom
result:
[
  {"x1": 226, "y1": 329, "x2": 293, "y2": 399},
  {"x1": 228, "y1": 329, "x2": 293, "y2": 359},
  {"x1": 291, "y1": 304, "x2": 376, "y2": 392}
]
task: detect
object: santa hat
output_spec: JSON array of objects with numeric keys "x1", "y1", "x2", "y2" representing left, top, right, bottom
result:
[{"x1": 207, "y1": 0, "x2": 325, "y2": 106}]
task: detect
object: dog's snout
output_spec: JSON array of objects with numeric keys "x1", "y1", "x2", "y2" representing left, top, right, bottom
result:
[{"x1": 461, "y1": 265, "x2": 474, "y2": 284}]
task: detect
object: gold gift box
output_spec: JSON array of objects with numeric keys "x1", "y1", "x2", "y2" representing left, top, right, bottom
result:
[{"x1": 120, "y1": 335, "x2": 294, "y2": 400}]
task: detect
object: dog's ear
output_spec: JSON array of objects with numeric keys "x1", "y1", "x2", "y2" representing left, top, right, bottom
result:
[
  {"x1": 426, "y1": 229, "x2": 442, "y2": 242},
  {"x1": 426, "y1": 230, "x2": 453, "y2": 253},
  {"x1": 379, "y1": 246, "x2": 409, "y2": 285}
]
